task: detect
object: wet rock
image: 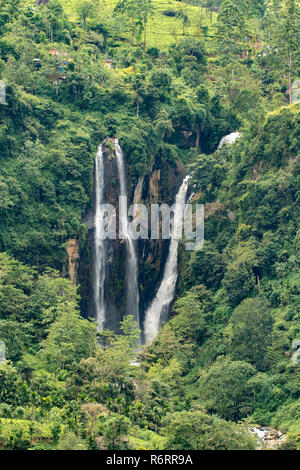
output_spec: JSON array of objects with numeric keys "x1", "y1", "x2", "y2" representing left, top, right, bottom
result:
[{"x1": 250, "y1": 426, "x2": 287, "y2": 450}]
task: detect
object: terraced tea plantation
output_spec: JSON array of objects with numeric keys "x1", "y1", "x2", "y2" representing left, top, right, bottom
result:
[{"x1": 62, "y1": 0, "x2": 216, "y2": 49}]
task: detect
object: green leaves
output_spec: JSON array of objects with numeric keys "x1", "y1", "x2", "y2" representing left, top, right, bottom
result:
[
  {"x1": 161, "y1": 409, "x2": 256, "y2": 450},
  {"x1": 217, "y1": 0, "x2": 246, "y2": 64},
  {"x1": 39, "y1": 303, "x2": 97, "y2": 372},
  {"x1": 76, "y1": 0, "x2": 99, "y2": 29},
  {"x1": 198, "y1": 358, "x2": 257, "y2": 421},
  {"x1": 222, "y1": 241, "x2": 259, "y2": 306},
  {"x1": 229, "y1": 297, "x2": 274, "y2": 370},
  {"x1": 114, "y1": 0, "x2": 154, "y2": 47}
]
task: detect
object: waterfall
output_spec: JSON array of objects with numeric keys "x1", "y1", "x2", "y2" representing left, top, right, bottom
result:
[
  {"x1": 94, "y1": 139, "x2": 188, "y2": 341},
  {"x1": 94, "y1": 144, "x2": 106, "y2": 331},
  {"x1": 218, "y1": 132, "x2": 241, "y2": 148},
  {"x1": 114, "y1": 140, "x2": 140, "y2": 331},
  {"x1": 144, "y1": 175, "x2": 190, "y2": 344}
]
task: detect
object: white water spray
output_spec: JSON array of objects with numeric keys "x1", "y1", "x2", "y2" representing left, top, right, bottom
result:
[
  {"x1": 94, "y1": 144, "x2": 106, "y2": 330},
  {"x1": 114, "y1": 140, "x2": 140, "y2": 332},
  {"x1": 218, "y1": 132, "x2": 241, "y2": 148},
  {"x1": 144, "y1": 175, "x2": 190, "y2": 344}
]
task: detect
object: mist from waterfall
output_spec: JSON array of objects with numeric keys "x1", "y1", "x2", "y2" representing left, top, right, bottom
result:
[
  {"x1": 144, "y1": 175, "x2": 190, "y2": 344},
  {"x1": 114, "y1": 140, "x2": 140, "y2": 332},
  {"x1": 94, "y1": 144, "x2": 106, "y2": 331}
]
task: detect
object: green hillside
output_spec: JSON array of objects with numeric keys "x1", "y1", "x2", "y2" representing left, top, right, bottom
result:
[
  {"x1": 62, "y1": 0, "x2": 216, "y2": 49},
  {"x1": 0, "y1": 0, "x2": 299, "y2": 453}
]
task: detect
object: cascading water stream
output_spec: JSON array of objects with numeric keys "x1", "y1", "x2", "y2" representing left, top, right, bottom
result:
[
  {"x1": 94, "y1": 140, "x2": 188, "y2": 342},
  {"x1": 94, "y1": 144, "x2": 106, "y2": 331},
  {"x1": 144, "y1": 175, "x2": 190, "y2": 344},
  {"x1": 218, "y1": 132, "x2": 241, "y2": 148},
  {"x1": 114, "y1": 140, "x2": 140, "y2": 332}
]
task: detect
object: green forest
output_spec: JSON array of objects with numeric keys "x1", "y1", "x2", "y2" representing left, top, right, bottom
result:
[{"x1": 0, "y1": 0, "x2": 299, "y2": 451}]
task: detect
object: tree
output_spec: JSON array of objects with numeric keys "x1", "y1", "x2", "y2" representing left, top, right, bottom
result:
[
  {"x1": 203, "y1": 0, "x2": 220, "y2": 23},
  {"x1": 217, "y1": 0, "x2": 246, "y2": 66},
  {"x1": 280, "y1": 0, "x2": 300, "y2": 104},
  {"x1": 76, "y1": 0, "x2": 99, "y2": 30},
  {"x1": 161, "y1": 409, "x2": 256, "y2": 450},
  {"x1": 0, "y1": 0, "x2": 20, "y2": 36},
  {"x1": 177, "y1": 5, "x2": 190, "y2": 36},
  {"x1": 80, "y1": 402, "x2": 107, "y2": 436},
  {"x1": 99, "y1": 315, "x2": 140, "y2": 368},
  {"x1": 149, "y1": 69, "x2": 172, "y2": 99},
  {"x1": 229, "y1": 297, "x2": 274, "y2": 370},
  {"x1": 184, "y1": 242, "x2": 224, "y2": 290},
  {"x1": 57, "y1": 431, "x2": 88, "y2": 450},
  {"x1": 0, "y1": 362, "x2": 29, "y2": 406},
  {"x1": 131, "y1": 73, "x2": 146, "y2": 117},
  {"x1": 102, "y1": 415, "x2": 131, "y2": 449},
  {"x1": 194, "y1": 84, "x2": 209, "y2": 150},
  {"x1": 67, "y1": 316, "x2": 139, "y2": 410},
  {"x1": 139, "y1": 0, "x2": 154, "y2": 51},
  {"x1": 172, "y1": 38, "x2": 207, "y2": 73},
  {"x1": 0, "y1": 252, "x2": 34, "y2": 321},
  {"x1": 147, "y1": 286, "x2": 211, "y2": 372},
  {"x1": 28, "y1": 268, "x2": 80, "y2": 339},
  {"x1": 222, "y1": 242, "x2": 259, "y2": 307},
  {"x1": 263, "y1": 0, "x2": 300, "y2": 104},
  {"x1": 114, "y1": 0, "x2": 140, "y2": 45},
  {"x1": 114, "y1": 0, "x2": 154, "y2": 48},
  {"x1": 154, "y1": 110, "x2": 174, "y2": 140},
  {"x1": 39, "y1": 303, "x2": 97, "y2": 372},
  {"x1": 173, "y1": 93, "x2": 196, "y2": 136},
  {"x1": 42, "y1": 0, "x2": 69, "y2": 43},
  {"x1": 198, "y1": 358, "x2": 257, "y2": 420},
  {"x1": 0, "y1": 320, "x2": 32, "y2": 361}
]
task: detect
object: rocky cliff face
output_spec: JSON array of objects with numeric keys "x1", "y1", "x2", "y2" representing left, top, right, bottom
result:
[
  {"x1": 66, "y1": 239, "x2": 79, "y2": 286},
  {"x1": 136, "y1": 150, "x2": 185, "y2": 331},
  {"x1": 78, "y1": 142, "x2": 185, "y2": 333}
]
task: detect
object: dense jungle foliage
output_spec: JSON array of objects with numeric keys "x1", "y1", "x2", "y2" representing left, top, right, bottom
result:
[{"x1": 0, "y1": 0, "x2": 299, "y2": 451}]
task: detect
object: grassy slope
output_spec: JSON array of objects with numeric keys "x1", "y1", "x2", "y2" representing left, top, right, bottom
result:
[{"x1": 62, "y1": 0, "x2": 217, "y2": 49}]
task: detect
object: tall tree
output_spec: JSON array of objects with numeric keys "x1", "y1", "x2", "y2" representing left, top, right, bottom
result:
[
  {"x1": 217, "y1": 0, "x2": 246, "y2": 66},
  {"x1": 263, "y1": 0, "x2": 300, "y2": 104},
  {"x1": 229, "y1": 297, "x2": 274, "y2": 370},
  {"x1": 39, "y1": 302, "x2": 97, "y2": 372},
  {"x1": 280, "y1": 0, "x2": 300, "y2": 104},
  {"x1": 114, "y1": 0, "x2": 153, "y2": 49},
  {"x1": 76, "y1": 0, "x2": 99, "y2": 30}
]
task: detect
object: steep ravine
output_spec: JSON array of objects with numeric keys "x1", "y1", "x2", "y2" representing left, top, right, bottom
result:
[{"x1": 79, "y1": 141, "x2": 185, "y2": 335}]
